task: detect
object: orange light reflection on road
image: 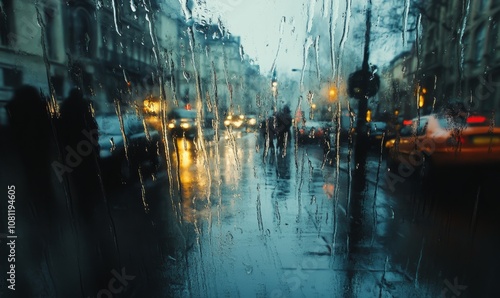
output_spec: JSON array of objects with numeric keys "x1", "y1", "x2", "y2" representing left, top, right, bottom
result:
[{"x1": 175, "y1": 138, "x2": 211, "y2": 223}]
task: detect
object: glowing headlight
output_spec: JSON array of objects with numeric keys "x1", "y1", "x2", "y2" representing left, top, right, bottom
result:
[
  {"x1": 248, "y1": 118, "x2": 257, "y2": 125},
  {"x1": 385, "y1": 139, "x2": 396, "y2": 148},
  {"x1": 224, "y1": 120, "x2": 231, "y2": 126},
  {"x1": 180, "y1": 123, "x2": 191, "y2": 129},
  {"x1": 234, "y1": 121, "x2": 243, "y2": 128},
  {"x1": 168, "y1": 123, "x2": 175, "y2": 129}
]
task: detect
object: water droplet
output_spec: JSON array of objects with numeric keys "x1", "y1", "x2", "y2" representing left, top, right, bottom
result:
[{"x1": 243, "y1": 263, "x2": 253, "y2": 274}]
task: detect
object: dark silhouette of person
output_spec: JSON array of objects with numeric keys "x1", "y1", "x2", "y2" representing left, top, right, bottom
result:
[
  {"x1": 6, "y1": 85, "x2": 55, "y2": 218},
  {"x1": 275, "y1": 105, "x2": 292, "y2": 152},
  {"x1": 58, "y1": 88, "x2": 101, "y2": 220},
  {"x1": 5, "y1": 85, "x2": 58, "y2": 297},
  {"x1": 260, "y1": 110, "x2": 277, "y2": 160}
]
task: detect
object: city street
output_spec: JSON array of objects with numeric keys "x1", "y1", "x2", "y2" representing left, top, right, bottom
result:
[
  {"x1": 2, "y1": 0, "x2": 500, "y2": 297},
  {"x1": 1, "y1": 126, "x2": 500, "y2": 297},
  {"x1": 39, "y1": 131, "x2": 496, "y2": 297}
]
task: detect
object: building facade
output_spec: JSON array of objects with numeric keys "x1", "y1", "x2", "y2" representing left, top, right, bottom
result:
[{"x1": 384, "y1": 0, "x2": 500, "y2": 121}]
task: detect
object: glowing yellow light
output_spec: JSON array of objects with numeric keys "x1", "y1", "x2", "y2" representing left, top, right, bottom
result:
[
  {"x1": 366, "y1": 109, "x2": 372, "y2": 122},
  {"x1": 143, "y1": 98, "x2": 161, "y2": 115},
  {"x1": 328, "y1": 87, "x2": 337, "y2": 102},
  {"x1": 419, "y1": 95, "x2": 424, "y2": 108}
]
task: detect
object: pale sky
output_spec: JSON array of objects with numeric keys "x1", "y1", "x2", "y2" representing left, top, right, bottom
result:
[{"x1": 189, "y1": 0, "x2": 412, "y2": 77}]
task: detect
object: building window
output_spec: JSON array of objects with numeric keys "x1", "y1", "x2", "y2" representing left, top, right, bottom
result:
[
  {"x1": 477, "y1": 0, "x2": 489, "y2": 14},
  {"x1": 71, "y1": 8, "x2": 94, "y2": 58},
  {"x1": 44, "y1": 5, "x2": 58, "y2": 60},
  {"x1": 0, "y1": 0, "x2": 13, "y2": 46},
  {"x1": 474, "y1": 25, "x2": 486, "y2": 63},
  {"x1": 2, "y1": 67, "x2": 22, "y2": 88},
  {"x1": 51, "y1": 75, "x2": 64, "y2": 97},
  {"x1": 490, "y1": 18, "x2": 499, "y2": 57}
]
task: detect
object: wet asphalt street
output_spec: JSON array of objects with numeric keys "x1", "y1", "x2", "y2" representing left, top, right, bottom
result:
[{"x1": 2, "y1": 131, "x2": 500, "y2": 297}]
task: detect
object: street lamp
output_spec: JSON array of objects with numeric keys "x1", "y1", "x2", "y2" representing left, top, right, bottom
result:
[{"x1": 347, "y1": 0, "x2": 379, "y2": 176}]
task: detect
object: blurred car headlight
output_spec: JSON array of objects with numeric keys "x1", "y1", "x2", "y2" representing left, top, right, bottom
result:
[
  {"x1": 224, "y1": 120, "x2": 231, "y2": 126},
  {"x1": 180, "y1": 122, "x2": 191, "y2": 129},
  {"x1": 385, "y1": 139, "x2": 396, "y2": 148},
  {"x1": 248, "y1": 118, "x2": 257, "y2": 125},
  {"x1": 168, "y1": 122, "x2": 176, "y2": 129},
  {"x1": 234, "y1": 120, "x2": 243, "y2": 128}
]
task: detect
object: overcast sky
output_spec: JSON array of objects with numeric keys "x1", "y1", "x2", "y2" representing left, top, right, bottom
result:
[{"x1": 186, "y1": 0, "x2": 414, "y2": 78}]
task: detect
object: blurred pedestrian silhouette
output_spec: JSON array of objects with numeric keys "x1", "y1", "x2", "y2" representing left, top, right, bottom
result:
[
  {"x1": 58, "y1": 88, "x2": 101, "y2": 219},
  {"x1": 6, "y1": 85, "x2": 58, "y2": 296},
  {"x1": 275, "y1": 105, "x2": 292, "y2": 152},
  {"x1": 6, "y1": 85, "x2": 55, "y2": 218},
  {"x1": 260, "y1": 110, "x2": 277, "y2": 157}
]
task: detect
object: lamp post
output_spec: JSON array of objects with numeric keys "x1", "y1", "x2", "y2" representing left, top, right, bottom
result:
[{"x1": 347, "y1": 0, "x2": 379, "y2": 176}]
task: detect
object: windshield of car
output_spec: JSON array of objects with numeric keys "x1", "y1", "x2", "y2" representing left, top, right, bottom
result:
[
  {"x1": 97, "y1": 114, "x2": 144, "y2": 135},
  {"x1": 370, "y1": 122, "x2": 386, "y2": 131},
  {"x1": 168, "y1": 109, "x2": 198, "y2": 121},
  {"x1": 437, "y1": 114, "x2": 468, "y2": 130}
]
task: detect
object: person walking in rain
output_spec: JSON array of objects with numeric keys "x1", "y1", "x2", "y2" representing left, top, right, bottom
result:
[{"x1": 58, "y1": 88, "x2": 101, "y2": 219}]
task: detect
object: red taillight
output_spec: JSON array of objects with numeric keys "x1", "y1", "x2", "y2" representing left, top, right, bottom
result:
[
  {"x1": 403, "y1": 119, "x2": 413, "y2": 125},
  {"x1": 466, "y1": 115, "x2": 486, "y2": 124}
]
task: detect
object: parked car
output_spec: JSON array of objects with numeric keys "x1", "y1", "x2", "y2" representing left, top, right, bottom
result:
[
  {"x1": 167, "y1": 108, "x2": 198, "y2": 139},
  {"x1": 367, "y1": 121, "x2": 397, "y2": 150},
  {"x1": 244, "y1": 114, "x2": 258, "y2": 132},
  {"x1": 96, "y1": 113, "x2": 161, "y2": 183},
  {"x1": 296, "y1": 120, "x2": 332, "y2": 145},
  {"x1": 223, "y1": 114, "x2": 245, "y2": 129},
  {"x1": 367, "y1": 121, "x2": 387, "y2": 148},
  {"x1": 385, "y1": 113, "x2": 500, "y2": 173}
]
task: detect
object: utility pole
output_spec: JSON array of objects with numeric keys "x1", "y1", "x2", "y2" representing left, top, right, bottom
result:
[{"x1": 347, "y1": 0, "x2": 379, "y2": 177}]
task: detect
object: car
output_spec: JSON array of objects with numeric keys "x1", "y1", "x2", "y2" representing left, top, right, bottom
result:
[
  {"x1": 367, "y1": 121, "x2": 397, "y2": 150},
  {"x1": 296, "y1": 120, "x2": 332, "y2": 145},
  {"x1": 367, "y1": 121, "x2": 387, "y2": 148},
  {"x1": 223, "y1": 114, "x2": 246, "y2": 130},
  {"x1": 244, "y1": 114, "x2": 258, "y2": 132},
  {"x1": 385, "y1": 113, "x2": 500, "y2": 173},
  {"x1": 96, "y1": 113, "x2": 161, "y2": 183},
  {"x1": 167, "y1": 108, "x2": 199, "y2": 138}
]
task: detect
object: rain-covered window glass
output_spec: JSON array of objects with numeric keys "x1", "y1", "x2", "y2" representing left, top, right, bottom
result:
[
  {"x1": 1, "y1": 0, "x2": 500, "y2": 297},
  {"x1": 477, "y1": 0, "x2": 489, "y2": 14},
  {"x1": 474, "y1": 25, "x2": 486, "y2": 63},
  {"x1": 0, "y1": 0, "x2": 13, "y2": 45}
]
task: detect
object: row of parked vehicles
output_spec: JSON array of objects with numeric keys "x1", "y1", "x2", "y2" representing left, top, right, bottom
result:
[
  {"x1": 293, "y1": 111, "x2": 500, "y2": 174},
  {"x1": 385, "y1": 113, "x2": 500, "y2": 174},
  {"x1": 96, "y1": 103, "x2": 500, "y2": 184},
  {"x1": 96, "y1": 107, "x2": 261, "y2": 183}
]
